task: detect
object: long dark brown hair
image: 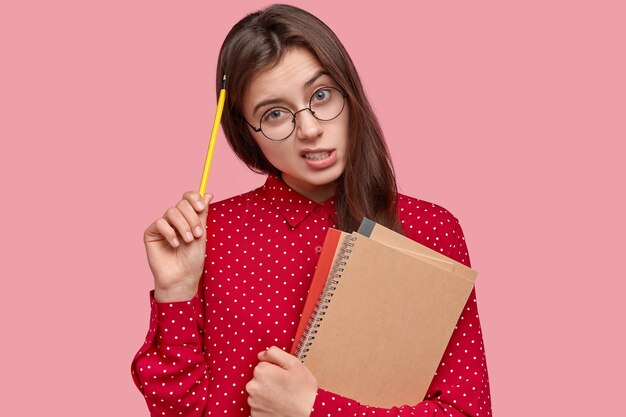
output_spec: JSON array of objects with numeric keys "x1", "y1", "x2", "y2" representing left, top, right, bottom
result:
[{"x1": 216, "y1": 4, "x2": 403, "y2": 234}]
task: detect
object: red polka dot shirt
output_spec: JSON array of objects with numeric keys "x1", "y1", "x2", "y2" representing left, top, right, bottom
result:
[{"x1": 132, "y1": 174, "x2": 492, "y2": 416}]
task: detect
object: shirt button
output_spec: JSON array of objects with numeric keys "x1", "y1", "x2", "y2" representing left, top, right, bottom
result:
[{"x1": 314, "y1": 245, "x2": 323, "y2": 254}]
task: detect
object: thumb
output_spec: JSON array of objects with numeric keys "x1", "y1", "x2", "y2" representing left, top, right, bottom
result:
[
  {"x1": 200, "y1": 193, "x2": 214, "y2": 229},
  {"x1": 258, "y1": 346, "x2": 297, "y2": 369}
]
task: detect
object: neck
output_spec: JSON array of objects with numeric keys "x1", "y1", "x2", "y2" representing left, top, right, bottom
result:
[{"x1": 280, "y1": 174, "x2": 337, "y2": 203}]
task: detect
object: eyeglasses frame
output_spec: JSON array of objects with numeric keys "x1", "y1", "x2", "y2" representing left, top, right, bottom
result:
[{"x1": 243, "y1": 87, "x2": 349, "y2": 141}]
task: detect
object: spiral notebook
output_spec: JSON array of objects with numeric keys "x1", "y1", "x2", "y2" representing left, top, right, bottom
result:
[
  {"x1": 292, "y1": 220, "x2": 477, "y2": 408},
  {"x1": 291, "y1": 228, "x2": 348, "y2": 354}
]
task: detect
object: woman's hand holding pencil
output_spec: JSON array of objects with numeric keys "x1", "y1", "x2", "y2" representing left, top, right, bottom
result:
[
  {"x1": 143, "y1": 191, "x2": 214, "y2": 302},
  {"x1": 143, "y1": 75, "x2": 226, "y2": 302}
]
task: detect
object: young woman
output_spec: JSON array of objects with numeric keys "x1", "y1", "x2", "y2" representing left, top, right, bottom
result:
[{"x1": 132, "y1": 5, "x2": 492, "y2": 417}]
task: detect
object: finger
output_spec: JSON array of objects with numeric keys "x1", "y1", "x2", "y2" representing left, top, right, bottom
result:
[
  {"x1": 182, "y1": 191, "x2": 214, "y2": 215},
  {"x1": 176, "y1": 199, "x2": 205, "y2": 238},
  {"x1": 182, "y1": 191, "x2": 211, "y2": 212},
  {"x1": 245, "y1": 380, "x2": 256, "y2": 408},
  {"x1": 163, "y1": 206, "x2": 195, "y2": 243},
  {"x1": 148, "y1": 218, "x2": 180, "y2": 247},
  {"x1": 245, "y1": 379, "x2": 255, "y2": 395},
  {"x1": 258, "y1": 346, "x2": 298, "y2": 369},
  {"x1": 252, "y1": 361, "x2": 273, "y2": 379}
]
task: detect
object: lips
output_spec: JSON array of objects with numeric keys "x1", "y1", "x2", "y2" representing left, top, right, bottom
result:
[
  {"x1": 300, "y1": 148, "x2": 338, "y2": 170},
  {"x1": 303, "y1": 151, "x2": 331, "y2": 160},
  {"x1": 300, "y1": 148, "x2": 335, "y2": 160}
]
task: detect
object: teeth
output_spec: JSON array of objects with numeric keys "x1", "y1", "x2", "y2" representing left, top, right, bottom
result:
[{"x1": 304, "y1": 151, "x2": 330, "y2": 160}]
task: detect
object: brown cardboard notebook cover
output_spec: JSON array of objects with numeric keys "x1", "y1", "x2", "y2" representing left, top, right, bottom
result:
[
  {"x1": 357, "y1": 218, "x2": 476, "y2": 283},
  {"x1": 299, "y1": 231, "x2": 476, "y2": 408}
]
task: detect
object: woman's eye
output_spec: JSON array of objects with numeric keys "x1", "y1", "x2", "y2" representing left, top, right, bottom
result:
[
  {"x1": 312, "y1": 88, "x2": 331, "y2": 102},
  {"x1": 264, "y1": 109, "x2": 286, "y2": 122}
]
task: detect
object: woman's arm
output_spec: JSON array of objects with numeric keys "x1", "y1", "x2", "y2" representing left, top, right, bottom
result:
[
  {"x1": 249, "y1": 218, "x2": 492, "y2": 417},
  {"x1": 131, "y1": 191, "x2": 213, "y2": 415},
  {"x1": 131, "y1": 289, "x2": 209, "y2": 416},
  {"x1": 251, "y1": 285, "x2": 490, "y2": 417}
]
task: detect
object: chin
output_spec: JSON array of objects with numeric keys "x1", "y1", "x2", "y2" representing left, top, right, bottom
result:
[
  {"x1": 309, "y1": 168, "x2": 344, "y2": 186},
  {"x1": 282, "y1": 167, "x2": 343, "y2": 195}
]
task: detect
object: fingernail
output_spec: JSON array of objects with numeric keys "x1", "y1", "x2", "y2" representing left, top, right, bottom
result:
[
  {"x1": 196, "y1": 201, "x2": 204, "y2": 210},
  {"x1": 172, "y1": 238, "x2": 180, "y2": 247},
  {"x1": 185, "y1": 231, "x2": 193, "y2": 241},
  {"x1": 194, "y1": 226, "x2": 203, "y2": 237}
]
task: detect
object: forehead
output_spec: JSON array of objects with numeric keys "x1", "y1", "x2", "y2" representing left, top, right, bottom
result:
[{"x1": 243, "y1": 48, "x2": 325, "y2": 105}]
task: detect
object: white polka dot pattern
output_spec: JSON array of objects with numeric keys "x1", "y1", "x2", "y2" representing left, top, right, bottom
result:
[{"x1": 131, "y1": 175, "x2": 492, "y2": 416}]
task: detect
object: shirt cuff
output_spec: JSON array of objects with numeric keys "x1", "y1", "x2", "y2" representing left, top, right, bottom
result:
[
  {"x1": 310, "y1": 388, "x2": 359, "y2": 417},
  {"x1": 150, "y1": 290, "x2": 203, "y2": 345}
]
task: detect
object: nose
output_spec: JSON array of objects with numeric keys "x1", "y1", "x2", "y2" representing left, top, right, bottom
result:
[{"x1": 293, "y1": 108, "x2": 323, "y2": 141}]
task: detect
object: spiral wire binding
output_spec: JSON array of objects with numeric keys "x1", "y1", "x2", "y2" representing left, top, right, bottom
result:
[{"x1": 295, "y1": 235, "x2": 357, "y2": 360}]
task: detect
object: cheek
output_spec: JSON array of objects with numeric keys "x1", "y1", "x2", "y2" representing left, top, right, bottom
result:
[
  {"x1": 254, "y1": 139, "x2": 290, "y2": 166},
  {"x1": 338, "y1": 109, "x2": 350, "y2": 145},
  {"x1": 337, "y1": 121, "x2": 350, "y2": 153}
]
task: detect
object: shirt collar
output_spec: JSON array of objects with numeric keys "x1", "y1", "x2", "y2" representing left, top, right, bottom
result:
[{"x1": 262, "y1": 175, "x2": 338, "y2": 228}]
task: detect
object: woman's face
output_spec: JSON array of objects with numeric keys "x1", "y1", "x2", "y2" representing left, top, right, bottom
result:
[{"x1": 241, "y1": 48, "x2": 349, "y2": 203}]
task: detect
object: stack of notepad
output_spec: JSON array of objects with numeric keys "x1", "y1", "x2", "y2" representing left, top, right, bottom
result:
[{"x1": 290, "y1": 219, "x2": 477, "y2": 407}]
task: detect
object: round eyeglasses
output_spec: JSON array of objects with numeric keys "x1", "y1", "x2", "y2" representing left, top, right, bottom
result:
[{"x1": 245, "y1": 87, "x2": 348, "y2": 141}]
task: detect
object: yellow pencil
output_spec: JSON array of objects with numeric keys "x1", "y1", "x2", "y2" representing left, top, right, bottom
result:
[{"x1": 199, "y1": 75, "x2": 227, "y2": 197}]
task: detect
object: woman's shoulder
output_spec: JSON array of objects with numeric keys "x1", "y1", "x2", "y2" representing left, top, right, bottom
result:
[
  {"x1": 209, "y1": 186, "x2": 266, "y2": 213},
  {"x1": 397, "y1": 193, "x2": 460, "y2": 228},
  {"x1": 205, "y1": 185, "x2": 269, "y2": 238},
  {"x1": 396, "y1": 193, "x2": 468, "y2": 262}
]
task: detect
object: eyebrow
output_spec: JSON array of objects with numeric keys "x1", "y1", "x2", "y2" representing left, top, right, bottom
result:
[
  {"x1": 304, "y1": 70, "x2": 329, "y2": 89},
  {"x1": 252, "y1": 70, "x2": 331, "y2": 116}
]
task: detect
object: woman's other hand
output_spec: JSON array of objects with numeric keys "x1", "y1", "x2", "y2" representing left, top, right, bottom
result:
[
  {"x1": 246, "y1": 346, "x2": 318, "y2": 417},
  {"x1": 143, "y1": 191, "x2": 213, "y2": 302}
]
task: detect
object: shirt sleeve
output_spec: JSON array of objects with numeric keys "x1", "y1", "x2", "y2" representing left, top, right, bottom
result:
[
  {"x1": 309, "y1": 219, "x2": 492, "y2": 417},
  {"x1": 130, "y1": 289, "x2": 209, "y2": 416}
]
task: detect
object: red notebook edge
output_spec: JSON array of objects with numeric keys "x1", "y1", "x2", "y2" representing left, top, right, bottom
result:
[{"x1": 290, "y1": 228, "x2": 342, "y2": 355}]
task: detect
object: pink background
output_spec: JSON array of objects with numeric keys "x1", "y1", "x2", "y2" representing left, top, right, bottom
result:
[{"x1": 2, "y1": 1, "x2": 624, "y2": 415}]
